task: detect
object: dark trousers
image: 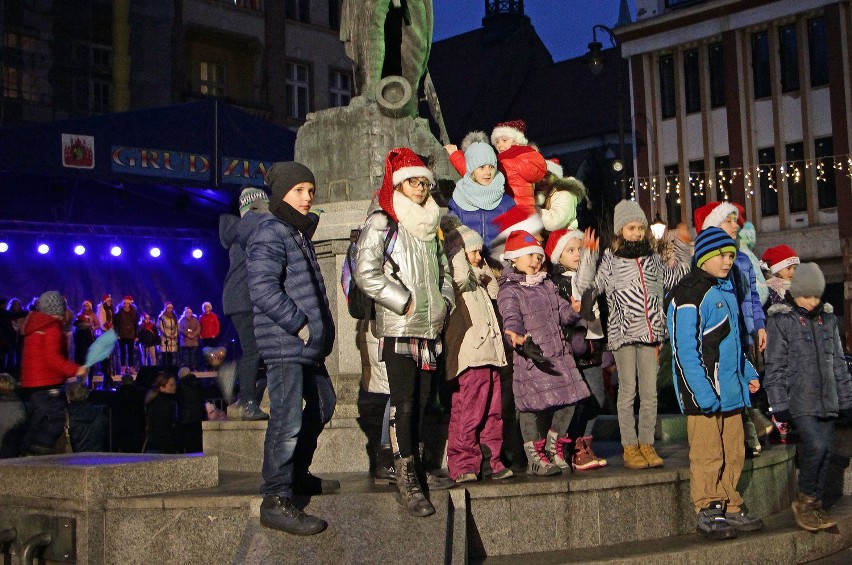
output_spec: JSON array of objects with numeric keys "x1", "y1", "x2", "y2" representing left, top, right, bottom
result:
[
  {"x1": 261, "y1": 362, "x2": 336, "y2": 499},
  {"x1": 118, "y1": 338, "x2": 135, "y2": 369},
  {"x1": 382, "y1": 341, "x2": 433, "y2": 459},
  {"x1": 180, "y1": 346, "x2": 198, "y2": 371},
  {"x1": 21, "y1": 388, "x2": 65, "y2": 454},
  {"x1": 793, "y1": 415, "x2": 835, "y2": 500},
  {"x1": 230, "y1": 312, "x2": 261, "y2": 402},
  {"x1": 180, "y1": 421, "x2": 204, "y2": 453}
]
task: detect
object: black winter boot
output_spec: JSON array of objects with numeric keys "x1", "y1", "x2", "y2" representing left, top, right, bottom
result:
[
  {"x1": 394, "y1": 456, "x2": 435, "y2": 517},
  {"x1": 374, "y1": 445, "x2": 396, "y2": 485},
  {"x1": 259, "y1": 495, "x2": 327, "y2": 535}
]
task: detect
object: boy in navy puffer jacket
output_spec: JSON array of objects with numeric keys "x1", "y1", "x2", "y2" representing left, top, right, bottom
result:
[
  {"x1": 246, "y1": 162, "x2": 337, "y2": 537},
  {"x1": 667, "y1": 227, "x2": 763, "y2": 541}
]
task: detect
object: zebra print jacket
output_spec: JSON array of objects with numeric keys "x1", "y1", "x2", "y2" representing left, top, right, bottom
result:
[{"x1": 575, "y1": 240, "x2": 691, "y2": 351}]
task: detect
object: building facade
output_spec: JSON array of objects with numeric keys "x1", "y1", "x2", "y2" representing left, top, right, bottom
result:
[
  {"x1": 620, "y1": 0, "x2": 851, "y2": 341},
  {"x1": 1, "y1": 0, "x2": 352, "y2": 128}
]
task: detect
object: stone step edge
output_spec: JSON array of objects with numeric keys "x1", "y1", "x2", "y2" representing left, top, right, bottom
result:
[{"x1": 475, "y1": 497, "x2": 852, "y2": 565}]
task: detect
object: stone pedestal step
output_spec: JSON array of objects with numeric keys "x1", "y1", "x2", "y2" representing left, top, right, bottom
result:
[{"x1": 475, "y1": 498, "x2": 852, "y2": 565}]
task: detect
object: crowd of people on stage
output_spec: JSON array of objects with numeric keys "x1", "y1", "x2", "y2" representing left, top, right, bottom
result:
[{"x1": 1, "y1": 118, "x2": 850, "y2": 539}]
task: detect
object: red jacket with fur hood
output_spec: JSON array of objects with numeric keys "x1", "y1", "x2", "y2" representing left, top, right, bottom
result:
[{"x1": 20, "y1": 311, "x2": 80, "y2": 388}]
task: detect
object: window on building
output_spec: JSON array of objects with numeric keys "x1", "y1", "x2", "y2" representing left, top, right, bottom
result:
[
  {"x1": 714, "y1": 155, "x2": 731, "y2": 201},
  {"x1": 683, "y1": 49, "x2": 701, "y2": 113},
  {"x1": 284, "y1": 0, "x2": 310, "y2": 23},
  {"x1": 751, "y1": 31, "x2": 771, "y2": 99},
  {"x1": 664, "y1": 164, "x2": 682, "y2": 226},
  {"x1": 329, "y1": 70, "x2": 351, "y2": 107},
  {"x1": 758, "y1": 147, "x2": 778, "y2": 217},
  {"x1": 3, "y1": 67, "x2": 19, "y2": 99},
  {"x1": 659, "y1": 54, "x2": 676, "y2": 119},
  {"x1": 708, "y1": 42, "x2": 725, "y2": 108},
  {"x1": 814, "y1": 137, "x2": 836, "y2": 208},
  {"x1": 200, "y1": 62, "x2": 225, "y2": 96},
  {"x1": 689, "y1": 160, "x2": 707, "y2": 210},
  {"x1": 779, "y1": 24, "x2": 799, "y2": 93},
  {"x1": 329, "y1": 0, "x2": 341, "y2": 29},
  {"x1": 808, "y1": 17, "x2": 828, "y2": 87},
  {"x1": 91, "y1": 79, "x2": 112, "y2": 113},
  {"x1": 286, "y1": 62, "x2": 310, "y2": 120},
  {"x1": 785, "y1": 142, "x2": 806, "y2": 213}
]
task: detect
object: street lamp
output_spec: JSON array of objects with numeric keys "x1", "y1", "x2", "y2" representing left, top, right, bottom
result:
[{"x1": 586, "y1": 25, "x2": 627, "y2": 200}]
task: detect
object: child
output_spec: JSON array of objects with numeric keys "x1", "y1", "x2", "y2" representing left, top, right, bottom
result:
[
  {"x1": 496, "y1": 230, "x2": 590, "y2": 476},
  {"x1": 537, "y1": 159, "x2": 586, "y2": 233},
  {"x1": 764, "y1": 263, "x2": 852, "y2": 531},
  {"x1": 446, "y1": 133, "x2": 514, "y2": 250},
  {"x1": 19, "y1": 291, "x2": 88, "y2": 455},
  {"x1": 490, "y1": 119, "x2": 547, "y2": 209},
  {"x1": 354, "y1": 148, "x2": 454, "y2": 518},
  {"x1": 761, "y1": 245, "x2": 800, "y2": 307},
  {"x1": 199, "y1": 302, "x2": 220, "y2": 349},
  {"x1": 574, "y1": 200, "x2": 691, "y2": 469},
  {"x1": 737, "y1": 222, "x2": 768, "y2": 305},
  {"x1": 137, "y1": 313, "x2": 159, "y2": 367},
  {"x1": 666, "y1": 227, "x2": 764, "y2": 540},
  {"x1": 443, "y1": 218, "x2": 512, "y2": 482},
  {"x1": 545, "y1": 227, "x2": 608, "y2": 470},
  {"x1": 247, "y1": 161, "x2": 338, "y2": 535}
]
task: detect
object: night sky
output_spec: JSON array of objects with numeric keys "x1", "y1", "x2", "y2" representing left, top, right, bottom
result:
[{"x1": 432, "y1": 0, "x2": 636, "y2": 62}]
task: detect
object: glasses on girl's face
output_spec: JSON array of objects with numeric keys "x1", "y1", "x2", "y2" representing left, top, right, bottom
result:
[{"x1": 406, "y1": 178, "x2": 434, "y2": 190}]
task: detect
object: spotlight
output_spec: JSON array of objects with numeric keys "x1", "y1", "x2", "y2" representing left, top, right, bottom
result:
[
  {"x1": 74, "y1": 245, "x2": 86, "y2": 256},
  {"x1": 0, "y1": 242, "x2": 7, "y2": 253},
  {"x1": 192, "y1": 248, "x2": 203, "y2": 259},
  {"x1": 38, "y1": 243, "x2": 50, "y2": 254},
  {"x1": 111, "y1": 245, "x2": 122, "y2": 257},
  {"x1": 149, "y1": 247, "x2": 161, "y2": 258}
]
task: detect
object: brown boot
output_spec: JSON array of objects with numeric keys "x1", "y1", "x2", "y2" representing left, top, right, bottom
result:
[
  {"x1": 394, "y1": 456, "x2": 435, "y2": 518},
  {"x1": 791, "y1": 493, "x2": 836, "y2": 531},
  {"x1": 639, "y1": 443, "x2": 664, "y2": 467},
  {"x1": 623, "y1": 444, "x2": 649, "y2": 469}
]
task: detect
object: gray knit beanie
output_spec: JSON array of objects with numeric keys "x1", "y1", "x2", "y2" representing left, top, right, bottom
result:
[
  {"x1": 37, "y1": 290, "x2": 66, "y2": 316},
  {"x1": 464, "y1": 142, "x2": 497, "y2": 174},
  {"x1": 789, "y1": 262, "x2": 825, "y2": 298},
  {"x1": 265, "y1": 162, "x2": 315, "y2": 203},
  {"x1": 613, "y1": 200, "x2": 648, "y2": 236},
  {"x1": 238, "y1": 186, "x2": 269, "y2": 217}
]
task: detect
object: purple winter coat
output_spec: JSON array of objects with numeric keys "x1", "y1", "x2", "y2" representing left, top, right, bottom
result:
[{"x1": 497, "y1": 269, "x2": 590, "y2": 412}]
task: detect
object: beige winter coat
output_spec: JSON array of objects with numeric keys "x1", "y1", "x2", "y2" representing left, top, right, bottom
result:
[{"x1": 444, "y1": 249, "x2": 507, "y2": 378}]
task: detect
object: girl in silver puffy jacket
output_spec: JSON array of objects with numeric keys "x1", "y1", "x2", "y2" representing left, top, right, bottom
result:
[{"x1": 354, "y1": 148, "x2": 454, "y2": 518}]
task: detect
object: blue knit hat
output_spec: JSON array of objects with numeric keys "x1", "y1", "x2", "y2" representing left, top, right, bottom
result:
[
  {"x1": 464, "y1": 142, "x2": 497, "y2": 174},
  {"x1": 693, "y1": 226, "x2": 737, "y2": 268}
]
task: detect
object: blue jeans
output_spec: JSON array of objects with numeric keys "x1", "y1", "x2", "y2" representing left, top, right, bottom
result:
[
  {"x1": 180, "y1": 346, "x2": 198, "y2": 371},
  {"x1": 792, "y1": 415, "x2": 835, "y2": 499},
  {"x1": 261, "y1": 362, "x2": 337, "y2": 498}
]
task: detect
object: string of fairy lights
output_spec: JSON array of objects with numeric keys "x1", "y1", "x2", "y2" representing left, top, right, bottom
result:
[{"x1": 626, "y1": 153, "x2": 852, "y2": 203}]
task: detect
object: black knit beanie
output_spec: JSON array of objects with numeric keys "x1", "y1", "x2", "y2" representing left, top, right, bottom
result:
[{"x1": 265, "y1": 161, "x2": 315, "y2": 203}]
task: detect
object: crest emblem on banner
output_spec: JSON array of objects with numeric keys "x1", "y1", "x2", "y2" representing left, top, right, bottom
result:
[{"x1": 62, "y1": 134, "x2": 95, "y2": 169}]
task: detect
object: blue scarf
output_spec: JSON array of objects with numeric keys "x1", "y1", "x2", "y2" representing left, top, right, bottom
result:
[{"x1": 451, "y1": 172, "x2": 507, "y2": 211}]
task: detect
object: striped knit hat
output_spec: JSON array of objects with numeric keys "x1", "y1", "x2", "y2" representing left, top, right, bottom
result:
[{"x1": 693, "y1": 226, "x2": 737, "y2": 269}]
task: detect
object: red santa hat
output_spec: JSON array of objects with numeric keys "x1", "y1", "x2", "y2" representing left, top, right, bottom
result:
[
  {"x1": 378, "y1": 148, "x2": 434, "y2": 221},
  {"x1": 491, "y1": 205, "x2": 544, "y2": 244},
  {"x1": 545, "y1": 158, "x2": 564, "y2": 178},
  {"x1": 693, "y1": 201, "x2": 739, "y2": 233},
  {"x1": 491, "y1": 119, "x2": 529, "y2": 147},
  {"x1": 102, "y1": 294, "x2": 111, "y2": 301},
  {"x1": 732, "y1": 202, "x2": 746, "y2": 227},
  {"x1": 761, "y1": 245, "x2": 800, "y2": 275},
  {"x1": 544, "y1": 228, "x2": 584, "y2": 264},
  {"x1": 123, "y1": 295, "x2": 133, "y2": 302},
  {"x1": 502, "y1": 230, "x2": 544, "y2": 261}
]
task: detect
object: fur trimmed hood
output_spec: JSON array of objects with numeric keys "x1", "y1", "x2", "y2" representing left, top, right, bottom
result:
[
  {"x1": 537, "y1": 173, "x2": 587, "y2": 200},
  {"x1": 767, "y1": 301, "x2": 833, "y2": 316}
]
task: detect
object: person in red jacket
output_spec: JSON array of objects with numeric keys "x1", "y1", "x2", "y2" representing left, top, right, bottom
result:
[
  {"x1": 20, "y1": 290, "x2": 87, "y2": 455},
  {"x1": 199, "y1": 301, "x2": 220, "y2": 349}
]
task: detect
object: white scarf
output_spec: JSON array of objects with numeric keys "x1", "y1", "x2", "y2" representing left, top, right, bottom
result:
[{"x1": 393, "y1": 191, "x2": 440, "y2": 241}]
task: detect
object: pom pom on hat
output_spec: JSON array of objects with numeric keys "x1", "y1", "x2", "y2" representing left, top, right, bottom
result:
[
  {"x1": 545, "y1": 158, "x2": 563, "y2": 178},
  {"x1": 693, "y1": 227, "x2": 738, "y2": 269},
  {"x1": 502, "y1": 230, "x2": 544, "y2": 261},
  {"x1": 441, "y1": 215, "x2": 483, "y2": 256},
  {"x1": 491, "y1": 205, "x2": 544, "y2": 244},
  {"x1": 37, "y1": 290, "x2": 66, "y2": 317},
  {"x1": 761, "y1": 245, "x2": 800, "y2": 275},
  {"x1": 460, "y1": 131, "x2": 489, "y2": 152},
  {"x1": 613, "y1": 200, "x2": 648, "y2": 235},
  {"x1": 238, "y1": 186, "x2": 269, "y2": 217},
  {"x1": 544, "y1": 228, "x2": 583, "y2": 264},
  {"x1": 789, "y1": 262, "x2": 825, "y2": 298},
  {"x1": 491, "y1": 119, "x2": 529, "y2": 147},
  {"x1": 464, "y1": 142, "x2": 497, "y2": 174},
  {"x1": 378, "y1": 148, "x2": 434, "y2": 221},
  {"x1": 693, "y1": 201, "x2": 739, "y2": 233}
]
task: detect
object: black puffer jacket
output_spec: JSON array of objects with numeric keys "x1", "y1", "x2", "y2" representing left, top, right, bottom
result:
[{"x1": 765, "y1": 300, "x2": 852, "y2": 418}]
